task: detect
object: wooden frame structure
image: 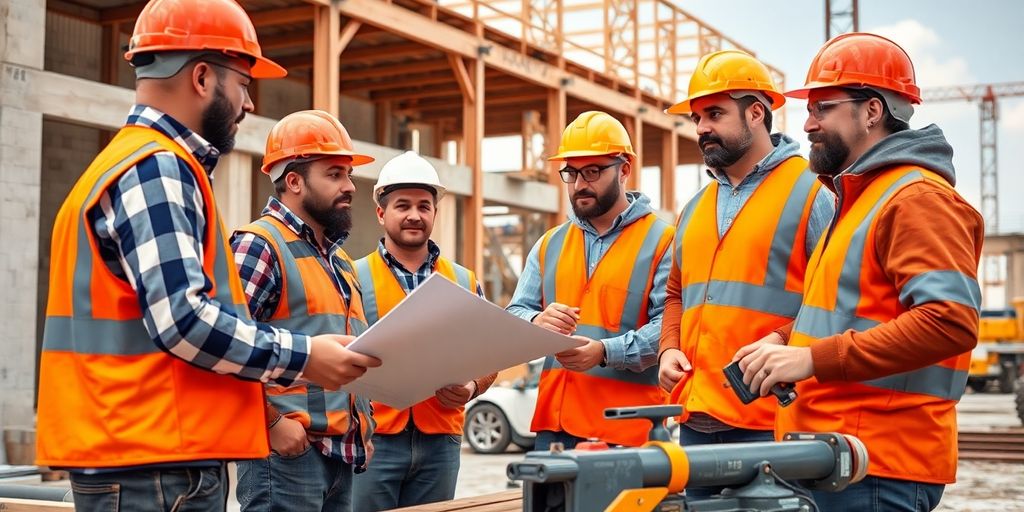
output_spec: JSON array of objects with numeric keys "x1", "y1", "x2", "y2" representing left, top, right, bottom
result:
[{"x1": 43, "y1": 0, "x2": 783, "y2": 274}]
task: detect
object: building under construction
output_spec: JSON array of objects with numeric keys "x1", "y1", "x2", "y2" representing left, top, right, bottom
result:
[{"x1": 0, "y1": 0, "x2": 789, "y2": 434}]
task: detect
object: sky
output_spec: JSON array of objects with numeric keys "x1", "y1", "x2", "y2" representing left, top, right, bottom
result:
[
  {"x1": 482, "y1": 0, "x2": 1024, "y2": 233},
  {"x1": 672, "y1": 0, "x2": 1024, "y2": 233}
]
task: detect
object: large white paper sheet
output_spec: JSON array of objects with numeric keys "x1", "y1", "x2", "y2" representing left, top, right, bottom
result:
[{"x1": 341, "y1": 273, "x2": 584, "y2": 409}]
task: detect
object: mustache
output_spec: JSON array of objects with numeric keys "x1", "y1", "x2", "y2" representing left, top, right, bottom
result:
[
  {"x1": 698, "y1": 134, "x2": 723, "y2": 148},
  {"x1": 808, "y1": 133, "x2": 827, "y2": 144},
  {"x1": 401, "y1": 221, "x2": 426, "y2": 229},
  {"x1": 334, "y1": 193, "x2": 353, "y2": 205},
  {"x1": 573, "y1": 191, "x2": 596, "y2": 200}
]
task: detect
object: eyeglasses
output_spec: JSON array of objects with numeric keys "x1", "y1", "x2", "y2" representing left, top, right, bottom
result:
[
  {"x1": 558, "y1": 157, "x2": 625, "y2": 183},
  {"x1": 202, "y1": 60, "x2": 253, "y2": 83},
  {"x1": 807, "y1": 98, "x2": 867, "y2": 120}
]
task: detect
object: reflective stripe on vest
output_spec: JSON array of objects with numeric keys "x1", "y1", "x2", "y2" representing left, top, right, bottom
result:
[
  {"x1": 534, "y1": 213, "x2": 674, "y2": 446},
  {"x1": 781, "y1": 165, "x2": 979, "y2": 484},
  {"x1": 37, "y1": 126, "x2": 266, "y2": 468},
  {"x1": 671, "y1": 157, "x2": 819, "y2": 430},
  {"x1": 236, "y1": 216, "x2": 369, "y2": 437},
  {"x1": 354, "y1": 249, "x2": 478, "y2": 435},
  {"x1": 792, "y1": 169, "x2": 973, "y2": 401}
]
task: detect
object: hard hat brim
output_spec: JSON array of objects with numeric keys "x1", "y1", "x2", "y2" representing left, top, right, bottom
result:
[
  {"x1": 260, "y1": 151, "x2": 375, "y2": 175},
  {"x1": 666, "y1": 90, "x2": 786, "y2": 115},
  {"x1": 251, "y1": 55, "x2": 287, "y2": 79},
  {"x1": 784, "y1": 81, "x2": 922, "y2": 104},
  {"x1": 547, "y1": 149, "x2": 633, "y2": 162}
]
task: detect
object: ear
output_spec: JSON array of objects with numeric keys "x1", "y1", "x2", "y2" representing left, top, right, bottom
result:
[
  {"x1": 191, "y1": 62, "x2": 216, "y2": 99},
  {"x1": 285, "y1": 171, "x2": 304, "y2": 195},
  {"x1": 376, "y1": 205, "x2": 386, "y2": 226},
  {"x1": 619, "y1": 158, "x2": 632, "y2": 183},
  {"x1": 865, "y1": 98, "x2": 885, "y2": 129},
  {"x1": 747, "y1": 101, "x2": 766, "y2": 128}
]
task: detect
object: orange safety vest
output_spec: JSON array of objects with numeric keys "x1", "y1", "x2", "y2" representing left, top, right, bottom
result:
[
  {"x1": 534, "y1": 213, "x2": 674, "y2": 446},
  {"x1": 37, "y1": 126, "x2": 267, "y2": 468},
  {"x1": 235, "y1": 216, "x2": 373, "y2": 438},
  {"x1": 354, "y1": 249, "x2": 479, "y2": 435},
  {"x1": 778, "y1": 165, "x2": 973, "y2": 484},
  {"x1": 671, "y1": 157, "x2": 821, "y2": 430}
]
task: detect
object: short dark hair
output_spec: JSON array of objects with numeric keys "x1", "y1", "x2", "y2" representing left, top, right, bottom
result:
[
  {"x1": 734, "y1": 95, "x2": 773, "y2": 134},
  {"x1": 843, "y1": 88, "x2": 910, "y2": 134},
  {"x1": 378, "y1": 185, "x2": 438, "y2": 208},
  {"x1": 273, "y1": 160, "x2": 313, "y2": 196}
]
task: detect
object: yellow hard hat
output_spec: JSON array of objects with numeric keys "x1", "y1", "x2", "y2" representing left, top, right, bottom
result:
[
  {"x1": 666, "y1": 50, "x2": 785, "y2": 115},
  {"x1": 547, "y1": 111, "x2": 636, "y2": 162}
]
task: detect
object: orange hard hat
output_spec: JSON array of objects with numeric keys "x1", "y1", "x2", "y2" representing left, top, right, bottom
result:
[
  {"x1": 125, "y1": 0, "x2": 286, "y2": 79},
  {"x1": 785, "y1": 32, "x2": 921, "y2": 103},
  {"x1": 262, "y1": 110, "x2": 374, "y2": 180}
]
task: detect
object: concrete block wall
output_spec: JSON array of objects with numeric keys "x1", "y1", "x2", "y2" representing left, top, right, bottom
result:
[{"x1": 1, "y1": 0, "x2": 46, "y2": 460}]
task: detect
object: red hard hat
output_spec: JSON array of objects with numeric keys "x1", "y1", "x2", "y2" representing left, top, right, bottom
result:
[
  {"x1": 785, "y1": 32, "x2": 921, "y2": 104},
  {"x1": 125, "y1": 0, "x2": 286, "y2": 79}
]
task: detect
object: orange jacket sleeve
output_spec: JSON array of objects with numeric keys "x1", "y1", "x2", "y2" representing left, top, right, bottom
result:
[
  {"x1": 658, "y1": 250, "x2": 683, "y2": 359},
  {"x1": 811, "y1": 183, "x2": 984, "y2": 382}
]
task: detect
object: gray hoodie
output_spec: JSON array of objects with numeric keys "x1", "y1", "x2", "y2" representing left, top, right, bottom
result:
[{"x1": 838, "y1": 124, "x2": 956, "y2": 186}]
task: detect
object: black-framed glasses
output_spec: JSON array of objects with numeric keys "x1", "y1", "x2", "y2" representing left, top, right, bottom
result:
[
  {"x1": 807, "y1": 98, "x2": 868, "y2": 120},
  {"x1": 202, "y1": 60, "x2": 253, "y2": 83},
  {"x1": 558, "y1": 157, "x2": 625, "y2": 183}
]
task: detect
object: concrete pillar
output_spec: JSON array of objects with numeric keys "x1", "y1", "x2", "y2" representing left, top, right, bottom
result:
[
  {"x1": 212, "y1": 152, "x2": 255, "y2": 231},
  {"x1": 0, "y1": 0, "x2": 46, "y2": 461}
]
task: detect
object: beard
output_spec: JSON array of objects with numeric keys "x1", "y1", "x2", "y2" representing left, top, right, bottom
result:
[
  {"x1": 303, "y1": 190, "x2": 353, "y2": 238},
  {"x1": 386, "y1": 218, "x2": 431, "y2": 250},
  {"x1": 699, "y1": 123, "x2": 753, "y2": 170},
  {"x1": 200, "y1": 84, "x2": 244, "y2": 154},
  {"x1": 808, "y1": 131, "x2": 851, "y2": 177},
  {"x1": 571, "y1": 177, "x2": 620, "y2": 219}
]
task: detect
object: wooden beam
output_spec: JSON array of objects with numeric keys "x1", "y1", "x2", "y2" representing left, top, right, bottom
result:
[
  {"x1": 341, "y1": 59, "x2": 449, "y2": 81},
  {"x1": 661, "y1": 130, "x2": 677, "y2": 212},
  {"x1": 99, "y1": 1, "x2": 146, "y2": 23},
  {"x1": 259, "y1": 31, "x2": 312, "y2": 51},
  {"x1": 312, "y1": 3, "x2": 340, "y2": 116},
  {"x1": 462, "y1": 57, "x2": 485, "y2": 273},
  {"x1": 625, "y1": 116, "x2": 643, "y2": 190},
  {"x1": 251, "y1": 6, "x2": 314, "y2": 28},
  {"x1": 344, "y1": 71, "x2": 458, "y2": 93},
  {"x1": 546, "y1": 88, "x2": 568, "y2": 226},
  {"x1": 335, "y1": 0, "x2": 687, "y2": 135},
  {"x1": 337, "y1": 20, "x2": 362, "y2": 56},
  {"x1": 277, "y1": 42, "x2": 437, "y2": 70},
  {"x1": 376, "y1": 101, "x2": 392, "y2": 146},
  {"x1": 448, "y1": 55, "x2": 475, "y2": 104}
]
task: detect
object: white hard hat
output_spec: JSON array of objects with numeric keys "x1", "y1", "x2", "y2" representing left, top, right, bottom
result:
[{"x1": 373, "y1": 151, "x2": 447, "y2": 206}]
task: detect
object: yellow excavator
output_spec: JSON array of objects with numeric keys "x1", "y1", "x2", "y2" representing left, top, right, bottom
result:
[{"x1": 969, "y1": 298, "x2": 1024, "y2": 400}]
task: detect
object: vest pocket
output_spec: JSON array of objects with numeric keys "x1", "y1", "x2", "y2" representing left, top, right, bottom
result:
[{"x1": 597, "y1": 285, "x2": 632, "y2": 332}]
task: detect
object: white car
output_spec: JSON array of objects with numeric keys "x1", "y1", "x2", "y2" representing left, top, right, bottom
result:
[{"x1": 464, "y1": 360, "x2": 542, "y2": 454}]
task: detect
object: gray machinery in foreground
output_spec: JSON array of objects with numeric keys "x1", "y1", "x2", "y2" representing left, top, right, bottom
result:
[{"x1": 507, "y1": 405, "x2": 868, "y2": 512}]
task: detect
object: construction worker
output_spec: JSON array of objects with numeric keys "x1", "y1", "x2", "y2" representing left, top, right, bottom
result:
[
  {"x1": 657, "y1": 50, "x2": 835, "y2": 500},
  {"x1": 735, "y1": 33, "x2": 983, "y2": 511},
  {"x1": 34, "y1": 1, "x2": 379, "y2": 509},
  {"x1": 506, "y1": 111, "x2": 675, "y2": 449},
  {"x1": 231, "y1": 110, "x2": 376, "y2": 512},
  {"x1": 351, "y1": 151, "x2": 498, "y2": 511}
]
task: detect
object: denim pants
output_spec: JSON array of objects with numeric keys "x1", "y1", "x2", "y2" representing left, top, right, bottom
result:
[
  {"x1": 69, "y1": 465, "x2": 228, "y2": 512},
  {"x1": 351, "y1": 427, "x2": 462, "y2": 512},
  {"x1": 236, "y1": 446, "x2": 354, "y2": 512},
  {"x1": 811, "y1": 475, "x2": 944, "y2": 511},
  {"x1": 677, "y1": 423, "x2": 775, "y2": 502},
  {"x1": 533, "y1": 430, "x2": 586, "y2": 451}
]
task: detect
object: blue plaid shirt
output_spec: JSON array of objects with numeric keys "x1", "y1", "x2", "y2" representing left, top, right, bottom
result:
[
  {"x1": 88, "y1": 105, "x2": 309, "y2": 387},
  {"x1": 377, "y1": 239, "x2": 486, "y2": 298},
  {"x1": 231, "y1": 197, "x2": 366, "y2": 466}
]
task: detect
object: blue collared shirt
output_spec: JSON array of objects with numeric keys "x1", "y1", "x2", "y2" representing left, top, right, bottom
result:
[
  {"x1": 706, "y1": 134, "x2": 834, "y2": 258},
  {"x1": 506, "y1": 192, "x2": 671, "y2": 373}
]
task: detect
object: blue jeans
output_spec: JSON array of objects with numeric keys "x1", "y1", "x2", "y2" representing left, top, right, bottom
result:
[
  {"x1": 678, "y1": 423, "x2": 775, "y2": 502},
  {"x1": 352, "y1": 428, "x2": 462, "y2": 512},
  {"x1": 533, "y1": 430, "x2": 586, "y2": 451},
  {"x1": 69, "y1": 465, "x2": 227, "y2": 511},
  {"x1": 236, "y1": 446, "x2": 354, "y2": 512},
  {"x1": 812, "y1": 475, "x2": 944, "y2": 511}
]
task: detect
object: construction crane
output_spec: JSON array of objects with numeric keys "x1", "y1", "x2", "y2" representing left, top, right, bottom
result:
[
  {"x1": 922, "y1": 82, "x2": 1024, "y2": 234},
  {"x1": 825, "y1": 0, "x2": 859, "y2": 40}
]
